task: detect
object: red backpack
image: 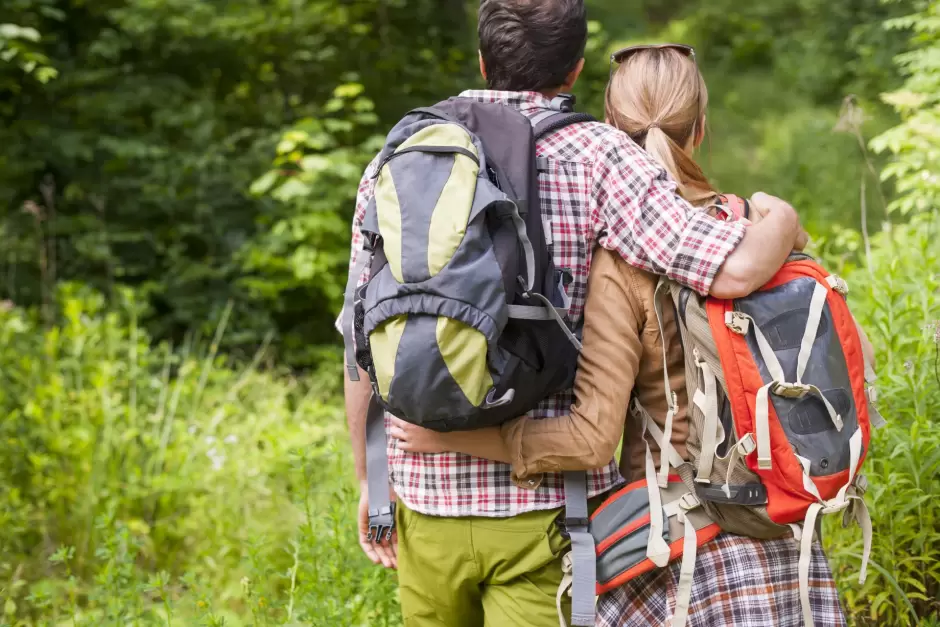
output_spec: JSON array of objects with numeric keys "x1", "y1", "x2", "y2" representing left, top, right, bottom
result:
[{"x1": 583, "y1": 195, "x2": 884, "y2": 627}]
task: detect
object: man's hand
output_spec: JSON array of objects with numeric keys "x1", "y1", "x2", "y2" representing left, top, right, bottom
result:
[
  {"x1": 358, "y1": 481, "x2": 398, "y2": 569},
  {"x1": 750, "y1": 192, "x2": 809, "y2": 250}
]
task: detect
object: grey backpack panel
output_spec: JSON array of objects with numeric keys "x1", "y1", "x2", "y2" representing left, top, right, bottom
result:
[{"x1": 735, "y1": 276, "x2": 860, "y2": 476}]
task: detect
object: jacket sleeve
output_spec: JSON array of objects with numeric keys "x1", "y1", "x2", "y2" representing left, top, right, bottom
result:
[{"x1": 500, "y1": 248, "x2": 646, "y2": 479}]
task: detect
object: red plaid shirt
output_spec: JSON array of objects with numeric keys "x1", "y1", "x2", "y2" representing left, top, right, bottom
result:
[{"x1": 344, "y1": 90, "x2": 745, "y2": 517}]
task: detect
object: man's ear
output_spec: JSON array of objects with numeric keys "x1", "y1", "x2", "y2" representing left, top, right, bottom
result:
[
  {"x1": 562, "y1": 58, "x2": 586, "y2": 91},
  {"x1": 478, "y1": 51, "x2": 487, "y2": 81}
]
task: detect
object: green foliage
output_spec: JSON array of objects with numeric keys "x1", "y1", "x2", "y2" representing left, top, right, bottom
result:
[
  {"x1": 0, "y1": 285, "x2": 400, "y2": 625},
  {"x1": 824, "y1": 213, "x2": 940, "y2": 626},
  {"x1": 870, "y1": 0, "x2": 940, "y2": 216},
  {"x1": 0, "y1": 0, "x2": 473, "y2": 367}
]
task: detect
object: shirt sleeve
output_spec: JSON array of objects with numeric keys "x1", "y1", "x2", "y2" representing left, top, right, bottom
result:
[
  {"x1": 590, "y1": 132, "x2": 746, "y2": 296},
  {"x1": 499, "y1": 248, "x2": 645, "y2": 478},
  {"x1": 335, "y1": 157, "x2": 380, "y2": 335}
]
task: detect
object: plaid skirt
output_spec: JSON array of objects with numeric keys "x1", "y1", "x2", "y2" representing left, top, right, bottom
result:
[{"x1": 596, "y1": 532, "x2": 846, "y2": 627}]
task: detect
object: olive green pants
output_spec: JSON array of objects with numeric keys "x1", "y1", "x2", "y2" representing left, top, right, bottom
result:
[{"x1": 396, "y1": 502, "x2": 571, "y2": 627}]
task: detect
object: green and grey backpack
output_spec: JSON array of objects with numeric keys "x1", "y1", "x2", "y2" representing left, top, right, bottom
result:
[{"x1": 341, "y1": 95, "x2": 600, "y2": 627}]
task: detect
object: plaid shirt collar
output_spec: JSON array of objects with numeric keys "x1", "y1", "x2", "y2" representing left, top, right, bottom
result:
[{"x1": 458, "y1": 89, "x2": 557, "y2": 113}]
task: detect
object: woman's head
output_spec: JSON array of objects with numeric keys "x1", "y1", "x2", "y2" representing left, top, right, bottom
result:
[{"x1": 605, "y1": 46, "x2": 716, "y2": 204}]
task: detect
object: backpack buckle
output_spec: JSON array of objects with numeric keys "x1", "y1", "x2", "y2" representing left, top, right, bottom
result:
[
  {"x1": 724, "y1": 311, "x2": 750, "y2": 335},
  {"x1": 367, "y1": 502, "x2": 396, "y2": 543},
  {"x1": 772, "y1": 382, "x2": 810, "y2": 399},
  {"x1": 826, "y1": 275, "x2": 849, "y2": 296}
]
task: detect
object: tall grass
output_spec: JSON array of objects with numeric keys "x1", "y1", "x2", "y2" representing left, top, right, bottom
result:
[{"x1": 0, "y1": 284, "x2": 399, "y2": 626}]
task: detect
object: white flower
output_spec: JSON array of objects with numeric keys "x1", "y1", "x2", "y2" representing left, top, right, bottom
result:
[
  {"x1": 224, "y1": 434, "x2": 238, "y2": 445},
  {"x1": 205, "y1": 435, "x2": 216, "y2": 445}
]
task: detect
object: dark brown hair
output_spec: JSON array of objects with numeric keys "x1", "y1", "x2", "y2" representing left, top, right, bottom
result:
[{"x1": 478, "y1": 0, "x2": 587, "y2": 92}]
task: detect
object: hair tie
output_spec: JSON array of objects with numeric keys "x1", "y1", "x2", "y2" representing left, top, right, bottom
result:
[{"x1": 645, "y1": 122, "x2": 660, "y2": 132}]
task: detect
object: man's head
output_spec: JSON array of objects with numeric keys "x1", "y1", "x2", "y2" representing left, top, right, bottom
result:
[{"x1": 478, "y1": 0, "x2": 587, "y2": 95}]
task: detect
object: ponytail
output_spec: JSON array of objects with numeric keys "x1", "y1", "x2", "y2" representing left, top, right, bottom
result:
[
  {"x1": 643, "y1": 126, "x2": 717, "y2": 205},
  {"x1": 604, "y1": 47, "x2": 719, "y2": 207}
]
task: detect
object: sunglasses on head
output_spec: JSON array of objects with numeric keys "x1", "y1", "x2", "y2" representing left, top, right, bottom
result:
[{"x1": 608, "y1": 43, "x2": 696, "y2": 79}]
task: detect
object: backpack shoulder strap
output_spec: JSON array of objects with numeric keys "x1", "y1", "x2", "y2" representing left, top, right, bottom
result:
[
  {"x1": 532, "y1": 111, "x2": 597, "y2": 141},
  {"x1": 532, "y1": 112, "x2": 596, "y2": 174}
]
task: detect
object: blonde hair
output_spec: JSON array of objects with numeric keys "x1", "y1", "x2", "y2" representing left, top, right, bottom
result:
[{"x1": 605, "y1": 48, "x2": 717, "y2": 206}]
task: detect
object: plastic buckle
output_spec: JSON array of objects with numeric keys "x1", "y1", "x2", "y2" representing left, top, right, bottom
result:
[
  {"x1": 550, "y1": 93, "x2": 576, "y2": 112},
  {"x1": 678, "y1": 493, "x2": 701, "y2": 511},
  {"x1": 854, "y1": 474, "x2": 869, "y2": 494},
  {"x1": 827, "y1": 275, "x2": 849, "y2": 296},
  {"x1": 757, "y1": 457, "x2": 773, "y2": 470},
  {"x1": 367, "y1": 502, "x2": 397, "y2": 543},
  {"x1": 557, "y1": 515, "x2": 590, "y2": 539},
  {"x1": 867, "y1": 385, "x2": 878, "y2": 404},
  {"x1": 737, "y1": 433, "x2": 756, "y2": 455},
  {"x1": 724, "y1": 311, "x2": 750, "y2": 335},
  {"x1": 772, "y1": 382, "x2": 809, "y2": 399}
]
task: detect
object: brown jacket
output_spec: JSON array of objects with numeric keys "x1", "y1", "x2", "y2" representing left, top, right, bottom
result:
[{"x1": 501, "y1": 246, "x2": 689, "y2": 484}]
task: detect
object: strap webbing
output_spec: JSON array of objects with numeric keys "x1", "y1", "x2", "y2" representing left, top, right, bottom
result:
[
  {"x1": 652, "y1": 278, "x2": 679, "y2": 489},
  {"x1": 692, "y1": 359, "x2": 722, "y2": 483},
  {"x1": 532, "y1": 112, "x2": 596, "y2": 140},
  {"x1": 512, "y1": 292, "x2": 582, "y2": 351},
  {"x1": 796, "y1": 282, "x2": 829, "y2": 384},
  {"x1": 505, "y1": 203, "x2": 536, "y2": 293},
  {"x1": 638, "y1": 402, "x2": 686, "y2": 469},
  {"x1": 672, "y1": 510, "x2": 699, "y2": 627},
  {"x1": 562, "y1": 471, "x2": 596, "y2": 627},
  {"x1": 639, "y1": 406, "x2": 671, "y2": 568},
  {"x1": 342, "y1": 251, "x2": 372, "y2": 381},
  {"x1": 797, "y1": 502, "x2": 824, "y2": 627},
  {"x1": 364, "y1": 395, "x2": 395, "y2": 542}
]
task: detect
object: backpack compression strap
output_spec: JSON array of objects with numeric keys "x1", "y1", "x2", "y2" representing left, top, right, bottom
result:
[{"x1": 341, "y1": 236, "x2": 395, "y2": 542}]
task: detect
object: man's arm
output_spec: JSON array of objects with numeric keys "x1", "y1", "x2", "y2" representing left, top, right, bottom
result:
[
  {"x1": 593, "y1": 134, "x2": 805, "y2": 298},
  {"x1": 345, "y1": 366, "x2": 372, "y2": 482},
  {"x1": 341, "y1": 158, "x2": 397, "y2": 569}
]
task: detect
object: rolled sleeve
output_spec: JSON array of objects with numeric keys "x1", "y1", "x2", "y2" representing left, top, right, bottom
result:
[
  {"x1": 668, "y1": 211, "x2": 746, "y2": 295},
  {"x1": 591, "y1": 132, "x2": 746, "y2": 296}
]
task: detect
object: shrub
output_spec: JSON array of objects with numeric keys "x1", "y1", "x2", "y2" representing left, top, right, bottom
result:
[
  {"x1": 0, "y1": 285, "x2": 399, "y2": 625},
  {"x1": 824, "y1": 213, "x2": 940, "y2": 626}
]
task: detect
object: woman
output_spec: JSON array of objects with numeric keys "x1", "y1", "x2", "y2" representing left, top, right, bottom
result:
[{"x1": 391, "y1": 46, "x2": 859, "y2": 626}]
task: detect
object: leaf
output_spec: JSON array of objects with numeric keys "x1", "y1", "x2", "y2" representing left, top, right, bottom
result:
[
  {"x1": 250, "y1": 170, "x2": 279, "y2": 197},
  {"x1": 0, "y1": 24, "x2": 41, "y2": 42},
  {"x1": 271, "y1": 178, "x2": 312, "y2": 203}
]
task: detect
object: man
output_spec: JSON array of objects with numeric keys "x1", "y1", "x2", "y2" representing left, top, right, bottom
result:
[{"x1": 342, "y1": 1, "x2": 807, "y2": 625}]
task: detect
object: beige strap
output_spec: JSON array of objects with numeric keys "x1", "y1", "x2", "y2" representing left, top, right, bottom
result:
[
  {"x1": 653, "y1": 278, "x2": 679, "y2": 489},
  {"x1": 643, "y1": 405, "x2": 671, "y2": 568},
  {"x1": 831, "y1": 427, "x2": 864, "y2": 506},
  {"x1": 722, "y1": 434, "x2": 756, "y2": 499},
  {"x1": 670, "y1": 509, "x2": 699, "y2": 627},
  {"x1": 797, "y1": 502, "x2": 824, "y2": 627},
  {"x1": 642, "y1": 404, "x2": 686, "y2": 470},
  {"x1": 796, "y1": 282, "x2": 830, "y2": 384},
  {"x1": 556, "y1": 553, "x2": 572, "y2": 627},
  {"x1": 754, "y1": 381, "x2": 774, "y2": 470},
  {"x1": 745, "y1": 315, "x2": 786, "y2": 382},
  {"x1": 693, "y1": 358, "x2": 723, "y2": 483},
  {"x1": 851, "y1": 496, "x2": 873, "y2": 584}
]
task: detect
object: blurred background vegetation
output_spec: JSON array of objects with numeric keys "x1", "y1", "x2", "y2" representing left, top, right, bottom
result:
[{"x1": 0, "y1": 0, "x2": 937, "y2": 625}]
